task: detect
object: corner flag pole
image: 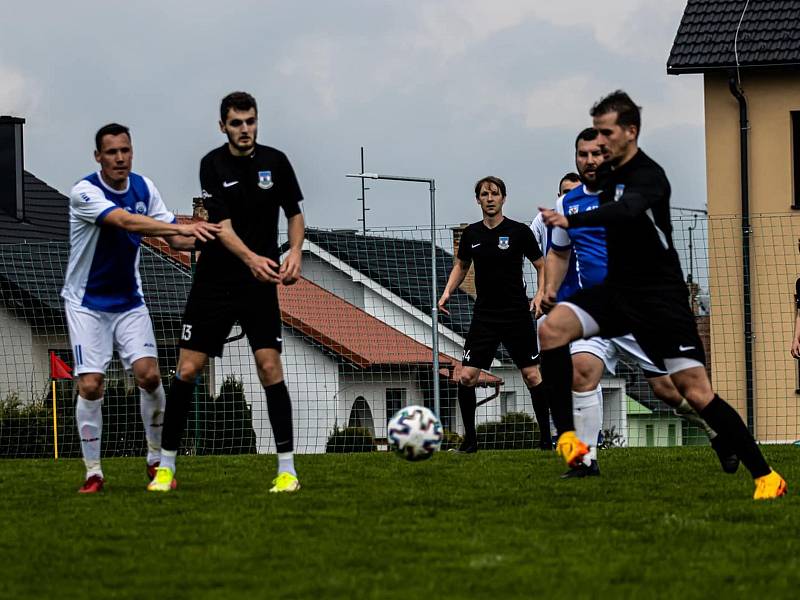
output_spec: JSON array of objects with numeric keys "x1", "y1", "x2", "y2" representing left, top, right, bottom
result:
[{"x1": 52, "y1": 380, "x2": 59, "y2": 460}]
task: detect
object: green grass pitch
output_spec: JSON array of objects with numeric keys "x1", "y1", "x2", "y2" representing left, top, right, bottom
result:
[{"x1": 1, "y1": 446, "x2": 799, "y2": 599}]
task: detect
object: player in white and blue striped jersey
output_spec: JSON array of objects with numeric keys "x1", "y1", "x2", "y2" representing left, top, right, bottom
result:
[{"x1": 62, "y1": 123, "x2": 220, "y2": 493}]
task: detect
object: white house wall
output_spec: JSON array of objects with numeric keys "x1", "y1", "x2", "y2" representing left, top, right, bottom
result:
[
  {"x1": 301, "y1": 254, "x2": 365, "y2": 309},
  {"x1": 212, "y1": 327, "x2": 339, "y2": 454},
  {"x1": 338, "y1": 371, "x2": 424, "y2": 439},
  {"x1": 0, "y1": 308, "x2": 57, "y2": 403}
]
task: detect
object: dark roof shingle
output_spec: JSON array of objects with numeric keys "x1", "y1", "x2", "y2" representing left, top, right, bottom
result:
[
  {"x1": 668, "y1": 1, "x2": 800, "y2": 73},
  {"x1": 0, "y1": 172, "x2": 70, "y2": 243}
]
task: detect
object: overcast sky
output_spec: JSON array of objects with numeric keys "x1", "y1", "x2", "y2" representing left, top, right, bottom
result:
[{"x1": 0, "y1": 0, "x2": 704, "y2": 229}]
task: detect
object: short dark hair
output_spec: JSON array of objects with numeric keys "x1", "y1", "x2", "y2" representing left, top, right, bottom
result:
[
  {"x1": 220, "y1": 91, "x2": 258, "y2": 123},
  {"x1": 558, "y1": 172, "x2": 580, "y2": 193},
  {"x1": 575, "y1": 127, "x2": 599, "y2": 149},
  {"x1": 590, "y1": 90, "x2": 641, "y2": 134},
  {"x1": 95, "y1": 123, "x2": 130, "y2": 152},
  {"x1": 474, "y1": 176, "x2": 506, "y2": 198}
]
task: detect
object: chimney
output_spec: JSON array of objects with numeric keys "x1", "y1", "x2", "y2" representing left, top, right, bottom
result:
[
  {"x1": 451, "y1": 223, "x2": 476, "y2": 297},
  {"x1": 0, "y1": 116, "x2": 25, "y2": 221}
]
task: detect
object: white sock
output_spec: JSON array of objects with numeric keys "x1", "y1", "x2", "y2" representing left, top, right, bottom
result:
[
  {"x1": 278, "y1": 452, "x2": 296, "y2": 477},
  {"x1": 573, "y1": 386, "x2": 603, "y2": 465},
  {"x1": 160, "y1": 449, "x2": 177, "y2": 473},
  {"x1": 140, "y1": 383, "x2": 166, "y2": 465},
  {"x1": 76, "y1": 396, "x2": 103, "y2": 478}
]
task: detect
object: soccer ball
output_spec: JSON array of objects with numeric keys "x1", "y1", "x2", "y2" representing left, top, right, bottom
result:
[{"x1": 387, "y1": 405, "x2": 443, "y2": 461}]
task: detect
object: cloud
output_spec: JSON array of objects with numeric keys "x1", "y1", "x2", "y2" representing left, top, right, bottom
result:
[
  {"x1": 411, "y1": 0, "x2": 684, "y2": 63},
  {"x1": 0, "y1": 64, "x2": 39, "y2": 116},
  {"x1": 278, "y1": 36, "x2": 340, "y2": 116}
]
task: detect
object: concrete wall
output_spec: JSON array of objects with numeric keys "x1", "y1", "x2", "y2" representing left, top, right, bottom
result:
[{"x1": 703, "y1": 69, "x2": 800, "y2": 441}]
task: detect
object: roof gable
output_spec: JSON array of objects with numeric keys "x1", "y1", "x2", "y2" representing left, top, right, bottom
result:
[{"x1": 668, "y1": 0, "x2": 800, "y2": 73}]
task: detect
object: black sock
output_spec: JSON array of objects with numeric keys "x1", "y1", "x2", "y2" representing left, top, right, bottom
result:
[
  {"x1": 529, "y1": 382, "x2": 552, "y2": 448},
  {"x1": 161, "y1": 376, "x2": 195, "y2": 452},
  {"x1": 540, "y1": 345, "x2": 575, "y2": 434},
  {"x1": 458, "y1": 384, "x2": 477, "y2": 446},
  {"x1": 264, "y1": 381, "x2": 294, "y2": 453},
  {"x1": 700, "y1": 395, "x2": 770, "y2": 478}
]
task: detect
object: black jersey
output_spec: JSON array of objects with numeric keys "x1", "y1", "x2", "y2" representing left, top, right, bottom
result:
[
  {"x1": 565, "y1": 149, "x2": 685, "y2": 291},
  {"x1": 457, "y1": 217, "x2": 542, "y2": 320},
  {"x1": 197, "y1": 143, "x2": 303, "y2": 281}
]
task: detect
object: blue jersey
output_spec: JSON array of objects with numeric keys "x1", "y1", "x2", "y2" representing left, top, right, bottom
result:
[
  {"x1": 551, "y1": 185, "x2": 608, "y2": 293},
  {"x1": 531, "y1": 210, "x2": 580, "y2": 301},
  {"x1": 62, "y1": 172, "x2": 175, "y2": 312}
]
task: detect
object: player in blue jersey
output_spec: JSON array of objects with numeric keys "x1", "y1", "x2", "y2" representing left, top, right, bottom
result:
[
  {"x1": 63, "y1": 123, "x2": 220, "y2": 493},
  {"x1": 543, "y1": 127, "x2": 737, "y2": 477},
  {"x1": 529, "y1": 173, "x2": 581, "y2": 449},
  {"x1": 539, "y1": 91, "x2": 784, "y2": 499}
]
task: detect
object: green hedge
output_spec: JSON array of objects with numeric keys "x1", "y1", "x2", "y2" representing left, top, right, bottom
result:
[
  {"x1": 477, "y1": 412, "x2": 540, "y2": 450},
  {"x1": 0, "y1": 375, "x2": 257, "y2": 458},
  {"x1": 326, "y1": 426, "x2": 375, "y2": 453}
]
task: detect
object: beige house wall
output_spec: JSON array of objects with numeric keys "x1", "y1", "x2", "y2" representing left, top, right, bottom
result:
[{"x1": 703, "y1": 70, "x2": 800, "y2": 441}]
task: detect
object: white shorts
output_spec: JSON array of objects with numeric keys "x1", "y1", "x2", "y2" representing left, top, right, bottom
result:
[
  {"x1": 65, "y1": 301, "x2": 158, "y2": 376},
  {"x1": 570, "y1": 333, "x2": 667, "y2": 377}
]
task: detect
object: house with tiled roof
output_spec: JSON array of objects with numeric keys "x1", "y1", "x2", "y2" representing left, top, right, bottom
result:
[{"x1": 668, "y1": 1, "x2": 800, "y2": 442}]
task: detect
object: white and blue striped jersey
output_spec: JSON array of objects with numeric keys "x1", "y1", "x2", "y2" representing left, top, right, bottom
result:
[
  {"x1": 551, "y1": 185, "x2": 608, "y2": 293},
  {"x1": 61, "y1": 172, "x2": 175, "y2": 313},
  {"x1": 531, "y1": 202, "x2": 580, "y2": 301}
]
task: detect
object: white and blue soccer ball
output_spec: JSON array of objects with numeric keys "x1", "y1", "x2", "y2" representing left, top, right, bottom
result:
[{"x1": 387, "y1": 405, "x2": 443, "y2": 461}]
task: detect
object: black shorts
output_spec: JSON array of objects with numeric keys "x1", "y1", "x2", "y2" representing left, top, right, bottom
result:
[
  {"x1": 179, "y1": 277, "x2": 282, "y2": 357},
  {"x1": 565, "y1": 283, "x2": 706, "y2": 370},
  {"x1": 462, "y1": 313, "x2": 540, "y2": 370}
]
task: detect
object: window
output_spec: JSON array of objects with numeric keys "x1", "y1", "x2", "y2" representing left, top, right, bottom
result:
[
  {"x1": 667, "y1": 423, "x2": 677, "y2": 447},
  {"x1": 386, "y1": 388, "x2": 406, "y2": 421},
  {"x1": 645, "y1": 423, "x2": 655, "y2": 447},
  {"x1": 792, "y1": 111, "x2": 800, "y2": 210},
  {"x1": 348, "y1": 397, "x2": 375, "y2": 435}
]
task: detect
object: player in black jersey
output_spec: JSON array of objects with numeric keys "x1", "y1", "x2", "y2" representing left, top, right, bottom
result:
[
  {"x1": 149, "y1": 91, "x2": 305, "y2": 493},
  {"x1": 439, "y1": 176, "x2": 545, "y2": 453},
  {"x1": 538, "y1": 91, "x2": 785, "y2": 499}
]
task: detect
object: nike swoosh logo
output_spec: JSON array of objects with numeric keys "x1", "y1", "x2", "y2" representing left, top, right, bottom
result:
[
  {"x1": 678, "y1": 345, "x2": 695, "y2": 352},
  {"x1": 530, "y1": 354, "x2": 539, "y2": 361},
  {"x1": 276, "y1": 337, "x2": 283, "y2": 342},
  {"x1": 471, "y1": 243, "x2": 481, "y2": 248},
  {"x1": 223, "y1": 181, "x2": 239, "y2": 188}
]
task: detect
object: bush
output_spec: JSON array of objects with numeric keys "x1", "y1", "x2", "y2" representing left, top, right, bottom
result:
[
  {"x1": 192, "y1": 376, "x2": 257, "y2": 456},
  {"x1": 326, "y1": 426, "x2": 375, "y2": 453},
  {"x1": 440, "y1": 429, "x2": 462, "y2": 451},
  {"x1": 477, "y1": 412, "x2": 540, "y2": 450}
]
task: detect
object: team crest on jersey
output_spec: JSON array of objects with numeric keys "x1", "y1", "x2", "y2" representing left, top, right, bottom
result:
[
  {"x1": 614, "y1": 184, "x2": 625, "y2": 202},
  {"x1": 134, "y1": 201, "x2": 147, "y2": 215},
  {"x1": 568, "y1": 205, "x2": 579, "y2": 215},
  {"x1": 498, "y1": 236, "x2": 510, "y2": 250},
  {"x1": 258, "y1": 171, "x2": 273, "y2": 190}
]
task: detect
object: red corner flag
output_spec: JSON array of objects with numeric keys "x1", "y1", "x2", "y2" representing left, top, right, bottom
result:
[{"x1": 49, "y1": 352, "x2": 73, "y2": 380}]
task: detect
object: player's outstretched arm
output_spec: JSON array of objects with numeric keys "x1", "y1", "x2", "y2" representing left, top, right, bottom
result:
[
  {"x1": 103, "y1": 209, "x2": 221, "y2": 241},
  {"x1": 541, "y1": 247, "x2": 570, "y2": 314},
  {"x1": 438, "y1": 258, "x2": 470, "y2": 315},
  {"x1": 216, "y1": 219, "x2": 281, "y2": 283},
  {"x1": 279, "y1": 212, "x2": 305, "y2": 285}
]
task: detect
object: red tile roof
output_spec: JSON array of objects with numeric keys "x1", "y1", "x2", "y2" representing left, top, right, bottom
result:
[{"x1": 142, "y1": 220, "x2": 501, "y2": 386}]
